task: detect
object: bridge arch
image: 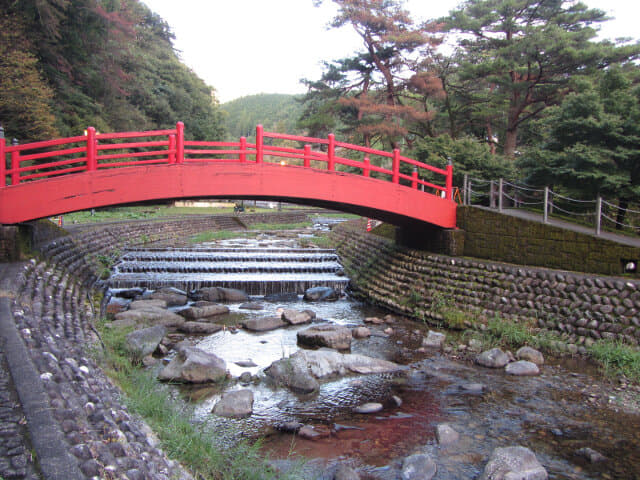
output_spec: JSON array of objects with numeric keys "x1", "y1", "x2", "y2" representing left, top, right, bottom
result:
[{"x1": 0, "y1": 123, "x2": 456, "y2": 227}]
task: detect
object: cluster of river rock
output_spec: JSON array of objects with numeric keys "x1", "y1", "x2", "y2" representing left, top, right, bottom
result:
[{"x1": 107, "y1": 284, "x2": 558, "y2": 480}]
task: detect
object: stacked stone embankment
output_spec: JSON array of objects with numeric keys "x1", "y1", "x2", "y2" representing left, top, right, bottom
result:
[{"x1": 330, "y1": 222, "x2": 640, "y2": 348}]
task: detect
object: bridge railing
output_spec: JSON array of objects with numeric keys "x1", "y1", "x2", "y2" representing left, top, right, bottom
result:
[{"x1": 1, "y1": 122, "x2": 453, "y2": 200}]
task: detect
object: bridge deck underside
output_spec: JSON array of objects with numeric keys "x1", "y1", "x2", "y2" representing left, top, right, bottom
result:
[{"x1": 0, "y1": 163, "x2": 457, "y2": 228}]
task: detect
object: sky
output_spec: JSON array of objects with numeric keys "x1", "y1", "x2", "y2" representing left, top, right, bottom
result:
[{"x1": 142, "y1": 0, "x2": 640, "y2": 104}]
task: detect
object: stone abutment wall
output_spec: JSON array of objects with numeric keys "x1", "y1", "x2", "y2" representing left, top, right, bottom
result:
[{"x1": 330, "y1": 222, "x2": 640, "y2": 347}]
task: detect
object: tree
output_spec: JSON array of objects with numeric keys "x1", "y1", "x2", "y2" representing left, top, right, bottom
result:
[
  {"x1": 444, "y1": 0, "x2": 640, "y2": 158},
  {"x1": 519, "y1": 67, "x2": 640, "y2": 227},
  {"x1": 306, "y1": 0, "x2": 441, "y2": 149}
]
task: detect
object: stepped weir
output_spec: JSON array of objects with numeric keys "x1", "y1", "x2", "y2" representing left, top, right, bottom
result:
[{"x1": 109, "y1": 247, "x2": 349, "y2": 294}]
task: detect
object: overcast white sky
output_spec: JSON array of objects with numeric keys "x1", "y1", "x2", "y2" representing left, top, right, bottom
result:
[{"x1": 142, "y1": 0, "x2": 640, "y2": 103}]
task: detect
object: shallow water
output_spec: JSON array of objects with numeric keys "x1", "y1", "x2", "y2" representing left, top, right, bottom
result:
[{"x1": 116, "y1": 233, "x2": 640, "y2": 479}]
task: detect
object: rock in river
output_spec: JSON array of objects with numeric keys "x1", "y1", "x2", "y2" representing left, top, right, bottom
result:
[
  {"x1": 242, "y1": 316, "x2": 287, "y2": 332},
  {"x1": 480, "y1": 446, "x2": 548, "y2": 480},
  {"x1": 178, "y1": 303, "x2": 229, "y2": 320},
  {"x1": 297, "y1": 324, "x2": 352, "y2": 350},
  {"x1": 303, "y1": 286, "x2": 339, "y2": 302},
  {"x1": 401, "y1": 453, "x2": 437, "y2": 480},
  {"x1": 505, "y1": 360, "x2": 540, "y2": 376},
  {"x1": 212, "y1": 390, "x2": 254, "y2": 418},
  {"x1": 125, "y1": 325, "x2": 166, "y2": 358},
  {"x1": 476, "y1": 348, "x2": 510, "y2": 368},
  {"x1": 158, "y1": 345, "x2": 227, "y2": 383},
  {"x1": 516, "y1": 346, "x2": 545, "y2": 365},
  {"x1": 177, "y1": 322, "x2": 223, "y2": 335},
  {"x1": 281, "y1": 309, "x2": 314, "y2": 325},
  {"x1": 115, "y1": 307, "x2": 185, "y2": 328}
]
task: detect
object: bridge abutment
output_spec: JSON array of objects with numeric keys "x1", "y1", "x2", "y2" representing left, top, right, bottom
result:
[{"x1": 396, "y1": 224, "x2": 465, "y2": 256}]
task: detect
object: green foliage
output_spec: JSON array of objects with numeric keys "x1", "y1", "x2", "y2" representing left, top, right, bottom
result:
[
  {"x1": 222, "y1": 94, "x2": 304, "y2": 140},
  {"x1": 587, "y1": 339, "x2": 640, "y2": 382},
  {"x1": 248, "y1": 222, "x2": 312, "y2": 230},
  {"x1": 190, "y1": 230, "x2": 253, "y2": 243},
  {"x1": 2, "y1": 0, "x2": 225, "y2": 140}
]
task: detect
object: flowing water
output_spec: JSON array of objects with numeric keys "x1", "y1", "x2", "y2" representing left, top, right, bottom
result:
[{"x1": 107, "y1": 230, "x2": 640, "y2": 480}]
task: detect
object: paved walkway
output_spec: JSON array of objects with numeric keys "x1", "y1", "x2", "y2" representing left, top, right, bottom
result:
[{"x1": 481, "y1": 206, "x2": 640, "y2": 249}]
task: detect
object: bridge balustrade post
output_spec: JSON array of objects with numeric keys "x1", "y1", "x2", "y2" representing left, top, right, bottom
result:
[
  {"x1": 11, "y1": 139, "x2": 19, "y2": 185},
  {"x1": 446, "y1": 158, "x2": 453, "y2": 201},
  {"x1": 327, "y1": 134, "x2": 335, "y2": 171},
  {"x1": 0, "y1": 137, "x2": 4, "y2": 187},
  {"x1": 176, "y1": 122, "x2": 185, "y2": 163},
  {"x1": 256, "y1": 125, "x2": 263, "y2": 163},
  {"x1": 411, "y1": 166, "x2": 418, "y2": 189},
  {"x1": 363, "y1": 157, "x2": 370, "y2": 177},
  {"x1": 392, "y1": 149, "x2": 400, "y2": 184},
  {"x1": 86, "y1": 127, "x2": 97, "y2": 171},
  {"x1": 240, "y1": 137, "x2": 247, "y2": 163},
  {"x1": 303, "y1": 145, "x2": 311, "y2": 168},
  {"x1": 168, "y1": 134, "x2": 176, "y2": 164}
]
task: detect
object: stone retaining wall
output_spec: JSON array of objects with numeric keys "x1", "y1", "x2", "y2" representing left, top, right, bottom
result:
[
  {"x1": 0, "y1": 226, "x2": 19, "y2": 262},
  {"x1": 330, "y1": 222, "x2": 640, "y2": 347},
  {"x1": 458, "y1": 206, "x2": 640, "y2": 277}
]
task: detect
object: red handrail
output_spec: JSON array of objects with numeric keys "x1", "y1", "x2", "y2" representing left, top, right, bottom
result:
[{"x1": 0, "y1": 122, "x2": 454, "y2": 200}]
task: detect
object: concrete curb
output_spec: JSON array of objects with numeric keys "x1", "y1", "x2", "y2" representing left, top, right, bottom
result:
[{"x1": 0, "y1": 263, "x2": 84, "y2": 480}]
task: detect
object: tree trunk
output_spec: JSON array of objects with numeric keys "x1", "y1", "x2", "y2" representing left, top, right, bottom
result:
[{"x1": 504, "y1": 128, "x2": 518, "y2": 158}]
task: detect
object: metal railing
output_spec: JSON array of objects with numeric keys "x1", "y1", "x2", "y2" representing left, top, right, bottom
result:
[{"x1": 462, "y1": 175, "x2": 640, "y2": 236}]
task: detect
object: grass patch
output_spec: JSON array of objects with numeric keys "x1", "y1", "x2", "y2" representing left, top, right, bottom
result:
[
  {"x1": 94, "y1": 320, "x2": 302, "y2": 479},
  {"x1": 190, "y1": 230, "x2": 253, "y2": 243},
  {"x1": 587, "y1": 339, "x2": 640, "y2": 382},
  {"x1": 248, "y1": 221, "x2": 312, "y2": 230},
  {"x1": 311, "y1": 213, "x2": 360, "y2": 219},
  {"x1": 298, "y1": 234, "x2": 335, "y2": 249}
]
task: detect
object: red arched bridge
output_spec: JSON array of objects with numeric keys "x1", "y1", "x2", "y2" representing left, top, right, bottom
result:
[{"x1": 0, "y1": 122, "x2": 456, "y2": 228}]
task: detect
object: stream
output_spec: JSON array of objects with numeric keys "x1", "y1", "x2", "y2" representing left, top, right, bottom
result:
[{"x1": 107, "y1": 227, "x2": 640, "y2": 480}]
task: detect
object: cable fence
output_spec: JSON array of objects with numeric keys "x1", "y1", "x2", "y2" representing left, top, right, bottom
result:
[{"x1": 461, "y1": 175, "x2": 640, "y2": 237}]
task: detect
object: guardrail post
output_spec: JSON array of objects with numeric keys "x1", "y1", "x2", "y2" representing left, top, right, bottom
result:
[
  {"x1": 327, "y1": 133, "x2": 335, "y2": 171},
  {"x1": 595, "y1": 196, "x2": 602, "y2": 235},
  {"x1": 498, "y1": 178, "x2": 504, "y2": 212},
  {"x1": 363, "y1": 156, "x2": 370, "y2": 177},
  {"x1": 168, "y1": 134, "x2": 176, "y2": 164},
  {"x1": 411, "y1": 165, "x2": 418, "y2": 189},
  {"x1": 467, "y1": 179, "x2": 472, "y2": 204},
  {"x1": 256, "y1": 125, "x2": 263, "y2": 163},
  {"x1": 10, "y1": 139, "x2": 19, "y2": 185},
  {"x1": 176, "y1": 122, "x2": 184, "y2": 164},
  {"x1": 240, "y1": 137, "x2": 247, "y2": 163},
  {"x1": 489, "y1": 180, "x2": 495, "y2": 208},
  {"x1": 303, "y1": 144, "x2": 311, "y2": 168},
  {"x1": 463, "y1": 174, "x2": 468, "y2": 205},
  {"x1": 392, "y1": 149, "x2": 400, "y2": 184},
  {"x1": 543, "y1": 186, "x2": 549, "y2": 223},
  {"x1": 0, "y1": 136, "x2": 4, "y2": 187},
  {"x1": 446, "y1": 157, "x2": 453, "y2": 201},
  {"x1": 86, "y1": 127, "x2": 97, "y2": 171}
]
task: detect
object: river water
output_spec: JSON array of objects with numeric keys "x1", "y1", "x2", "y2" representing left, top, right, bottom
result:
[{"x1": 108, "y1": 228, "x2": 640, "y2": 480}]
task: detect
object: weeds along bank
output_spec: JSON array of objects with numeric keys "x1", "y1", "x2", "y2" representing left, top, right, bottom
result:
[{"x1": 330, "y1": 221, "x2": 640, "y2": 353}]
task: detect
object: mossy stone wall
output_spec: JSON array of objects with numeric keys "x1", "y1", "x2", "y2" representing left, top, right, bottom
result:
[{"x1": 458, "y1": 206, "x2": 640, "y2": 277}]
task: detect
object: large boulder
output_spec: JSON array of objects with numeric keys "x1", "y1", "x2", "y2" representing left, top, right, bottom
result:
[
  {"x1": 149, "y1": 288, "x2": 188, "y2": 306},
  {"x1": 190, "y1": 287, "x2": 249, "y2": 303},
  {"x1": 242, "y1": 316, "x2": 287, "y2": 332},
  {"x1": 480, "y1": 446, "x2": 548, "y2": 480},
  {"x1": 303, "y1": 286, "x2": 339, "y2": 302},
  {"x1": 158, "y1": 345, "x2": 227, "y2": 383},
  {"x1": 281, "y1": 309, "x2": 314, "y2": 325},
  {"x1": 264, "y1": 353, "x2": 320, "y2": 394},
  {"x1": 265, "y1": 349, "x2": 402, "y2": 394},
  {"x1": 516, "y1": 346, "x2": 545, "y2": 365},
  {"x1": 476, "y1": 348, "x2": 510, "y2": 368},
  {"x1": 401, "y1": 453, "x2": 437, "y2": 480},
  {"x1": 177, "y1": 322, "x2": 223, "y2": 335},
  {"x1": 125, "y1": 325, "x2": 166, "y2": 358},
  {"x1": 129, "y1": 299, "x2": 167, "y2": 310},
  {"x1": 297, "y1": 324, "x2": 352, "y2": 350},
  {"x1": 114, "y1": 307, "x2": 185, "y2": 328},
  {"x1": 178, "y1": 303, "x2": 229, "y2": 320},
  {"x1": 212, "y1": 390, "x2": 254, "y2": 418}
]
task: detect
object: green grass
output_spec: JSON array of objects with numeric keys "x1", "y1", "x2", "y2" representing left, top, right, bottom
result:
[
  {"x1": 587, "y1": 339, "x2": 640, "y2": 382},
  {"x1": 311, "y1": 213, "x2": 360, "y2": 219},
  {"x1": 190, "y1": 230, "x2": 254, "y2": 243},
  {"x1": 248, "y1": 221, "x2": 312, "y2": 230},
  {"x1": 298, "y1": 234, "x2": 335, "y2": 249},
  {"x1": 95, "y1": 320, "x2": 302, "y2": 479}
]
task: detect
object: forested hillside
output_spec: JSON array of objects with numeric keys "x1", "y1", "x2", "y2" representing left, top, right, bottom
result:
[
  {"x1": 222, "y1": 94, "x2": 303, "y2": 140},
  {"x1": 0, "y1": 0, "x2": 225, "y2": 142}
]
